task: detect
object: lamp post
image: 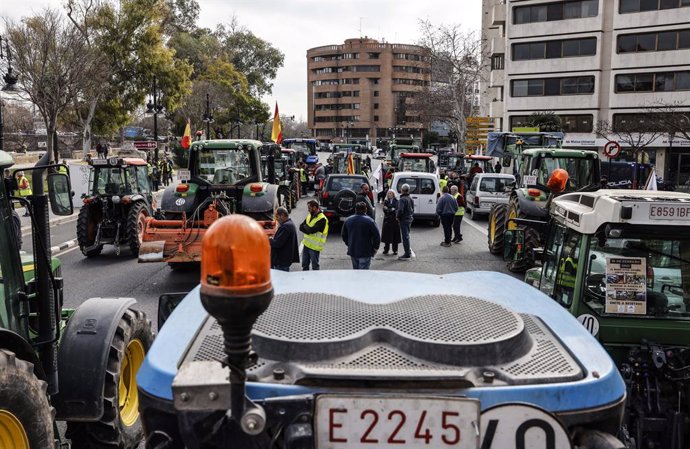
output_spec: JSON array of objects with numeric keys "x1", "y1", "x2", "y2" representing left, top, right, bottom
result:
[
  {"x1": 146, "y1": 77, "x2": 164, "y2": 164},
  {"x1": 202, "y1": 92, "x2": 214, "y2": 139},
  {"x1": 0, "y1": 35, "x2": 19, "y2": 153}
]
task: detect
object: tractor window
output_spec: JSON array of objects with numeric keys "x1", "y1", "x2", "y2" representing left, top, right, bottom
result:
[
  {"x1": 93, "y1": 168, "x2": 126, "y2": 195},
  {"x1": 583, "y1": 236, "x2": 690, "y2": 319},
  {"x1": 198, "y1": 149, "x2": 254, "y2": 185},
  {"x1": 540, "y1": 225, "x2": 583, "y2": 307},
  {"x1": 536, "y1": 157, "x2": 596, "y2": 190},
  {"x1": 136, "y1": 166, "x2": 150, "y2": 192},
  {"x1": 125, "y1": 167, "x2": 138, "y2": 194}
]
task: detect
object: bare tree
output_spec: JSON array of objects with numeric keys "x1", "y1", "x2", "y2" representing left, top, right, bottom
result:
[
  {"x1": 647, "y1": 101, "x2": 690, "y2": 143},
  {"x1": 2, "y1": 102, "x2": 34, "y2": 151},
  {"x1": 416, "y1": 20, "x2": 486, "y2": 150},
  {"x1": 5, "y1": 9, "x2": 95, "y2": 161},
  {"x1": 595, "y1": 117, "x2": 662, "y2": 163}
]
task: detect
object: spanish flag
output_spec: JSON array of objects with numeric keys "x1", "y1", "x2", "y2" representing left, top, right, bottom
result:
[
  {"x1": 181, "y1": 119, "x2": 192, "y2": 149},
  {"x1": 271, "y1": 102, "x2": 282, "y2": 144},
  {"x1": 346, "y1": 152, "x2": 355, "y2": 175}
]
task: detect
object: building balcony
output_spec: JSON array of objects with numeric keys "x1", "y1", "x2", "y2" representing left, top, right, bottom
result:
[
  {"x1": 489, "y1": 69, "x2": 505, "y2": 88},
  {"x1": 491, "y1": 37, "x2": 505, "y2": 55},
  {"x1": 491, "y1": 3, "x2": 506, "y2": 26}
]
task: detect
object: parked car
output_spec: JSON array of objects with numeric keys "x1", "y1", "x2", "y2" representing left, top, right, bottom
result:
[
  {"x1": 390, "y1": 171, "x2": 440, "y2": 226},
  {"x1": 318, "y1": 173, "x2": 372, "y2": 222},
  {"x1": 465, "y1": 173, "x2": 515, "y2": 219}
]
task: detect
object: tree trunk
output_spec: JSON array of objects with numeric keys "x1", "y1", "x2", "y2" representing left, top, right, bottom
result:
[{"x1": 81, "y1": 99, "x2": 98, "y2": 154}]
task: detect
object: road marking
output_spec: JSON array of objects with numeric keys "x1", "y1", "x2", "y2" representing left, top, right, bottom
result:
[
  {"x1": 55, "y1": 245, "x2": 81, "y2": 257},
  {"x1": 464, "y1": 217, "x2": 488, "y2": 236}
]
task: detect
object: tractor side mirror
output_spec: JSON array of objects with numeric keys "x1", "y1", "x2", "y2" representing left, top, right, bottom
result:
[
  {"x1": 158, "y1": 292, "x2": 188, "y2": 329},
  {"x1": 48, "y1": 173, "x2": 74, "y2": 216},
  {"x1": 502, "y1": 156, "x2": 511, "y2": 167}
]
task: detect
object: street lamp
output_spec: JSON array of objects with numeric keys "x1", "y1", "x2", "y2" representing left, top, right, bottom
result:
[
  {"x1": 0, "y1": 35, "x2": 19, "y2": 153},
  {"x1": 145, "y1": 76, "x2": 164, "y2": 163},
  {"x1": 202, "y1": 92, "x2": 214, "y2": 139}
]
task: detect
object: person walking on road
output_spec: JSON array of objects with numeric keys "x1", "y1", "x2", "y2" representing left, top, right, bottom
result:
[
  {"x1": 450, "y1": 185, "x2": 465, "y2": 243},
  {"x1": 494, "y1": 161, "x2": 502, "y2": 174},
  {"x1": 381, "y1": 190, "x2": 401, "y2": 255},
  {"x1": 299, "y1": 199, "x2": 329, "y2": 270},
  {"x1": 270, "y1": 207, "x2": 299, "y2": 272},
  {"x1": 356, "y1": 183, "x2": 376, "y2": 219},
  {"x1": 299, "y1": 163, "x2": 308, "y2": 197},
  {"x1": 436, "y1": 186, "x2": 458, "y2": 247},
  {"x1": 17, "y1": 171, "x2": 32, "y2": 217},
  {"x1": 396, "y1": 183, "x2": 414, "y2": 260},
  {"x1": 314, "y1": 162, "x2": 326, "y2": 193},
  {"x1": 341, "y1": 202, "x2": 381, "y2": 270}
]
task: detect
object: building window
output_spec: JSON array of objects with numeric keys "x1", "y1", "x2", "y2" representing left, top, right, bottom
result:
[
  {"x1": 373, "y1": 91, "x2": 380, "y2": 97},
  {"x1": 370, "y1": 78, "x2": 380, "y2": 85},
  {"x1": 511, "y1": 76, "x2": 595, "y2": 97},
  {"x1": 513, "y1": 0, "x2": 598, "y2": 24},
  {"x1": 615, "y1": 71, "x2": 690, "y2": 92},
  {"x1": 342, "y1": 53, "x2": 360, "y2": 59},
  {"x1": 374, "y1": 103, "x2": 379, "y2": 109},
  {"x1": 620, "y1": 0, "x2": 690, "y2": 13},
  {"x1": 618, "y1": 28, "x2": 690, "y2": 53},
  {"x1": 374, "y1": 115, "x2": 379, "y2": 121},
  {"x1": 491, "y1": 54, "x2": 505, "y2": 70},
  {"x1": 354, "y1": 65, "x2": 380, "y2": 72},
  {"x1": 369, "y1": 53, "x2": 380, "y2": 59},
  {"x1": 510, "y1": 114, "x2": 593, "y2": 132},
  {"x1": 513, "y1": 37, "x2": 596, "y2": 60}
]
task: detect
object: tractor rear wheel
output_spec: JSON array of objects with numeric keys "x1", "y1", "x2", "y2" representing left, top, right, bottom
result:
[
  {"x1": 0, "y1": 349, "x2": 54, "y2": 449},
  {"x1": 77, "y1": 205, "x2": 103, "y2": 257},
  {"x1": 127, "y1": 202, "x2": 149, "y2": 256},
  {"x1": 278, "y1": 187, "x2": 292, "y2": 213},
  {"x1": 488, "y1": 204, "x2": 508, "y2": 255},
  {"x1": 66, "y1": 309, "x2": 153, "y2": 449}
]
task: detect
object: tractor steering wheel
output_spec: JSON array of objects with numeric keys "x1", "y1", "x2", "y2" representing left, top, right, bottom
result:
[{"x1": 584, "y1": 273, "x2": 606, "y2": 303}]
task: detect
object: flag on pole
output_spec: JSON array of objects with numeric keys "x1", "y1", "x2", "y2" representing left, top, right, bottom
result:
[
  {"x1": 644, "y1": 169, "x2": 658, "y2": 191},
  {"x1": 346, "y1": 152, "x2": 355, "y2": 175},
  {"x1": 271, "y1": 102, "x2": 283, "y2": 144},
  {"x1": 181, "y1": 119, "x2": 192, "y2": 149}
]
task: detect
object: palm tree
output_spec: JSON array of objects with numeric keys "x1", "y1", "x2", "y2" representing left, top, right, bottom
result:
[{"x1": 527, "y1": 111, "x2": 562, "y2": 132}]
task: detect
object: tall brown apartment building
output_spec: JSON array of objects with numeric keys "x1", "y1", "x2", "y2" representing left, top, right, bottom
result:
[{"x1": 307, "y1": 37, "x2": 431, "y2": 146}]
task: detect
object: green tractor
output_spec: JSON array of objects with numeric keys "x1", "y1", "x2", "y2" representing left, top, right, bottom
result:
[
  {"x1": 524, "y1": 190, "x2": 690, "y2": 449},
  {"x1": 77, "y1": 157, "x2": 154, "y2": 257},
  {"x1": 0, "y1": 151, "x2": 154, "y2": 448},
  {"x1": 261, "y1": 143, "x2": 296, "y2": 212},
  {"x1": 487, "y1": 148, "x2": 600, "y2": 272}
]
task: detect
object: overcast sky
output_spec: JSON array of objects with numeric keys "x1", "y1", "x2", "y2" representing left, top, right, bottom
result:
[{"x1": 2, "y1": 0, "x2": 482, "y2": 121}]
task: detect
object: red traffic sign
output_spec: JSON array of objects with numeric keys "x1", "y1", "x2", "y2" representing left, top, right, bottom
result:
[
  {"x1": 603, "y1": 141, "x2": 621, "y2": 158},
  {"x1": 133, "y1": 140, "x2": 157, "y2": 150}
]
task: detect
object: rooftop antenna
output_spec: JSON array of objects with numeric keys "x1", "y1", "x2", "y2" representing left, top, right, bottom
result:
[{"x1": 359, "y1": 17, "x2": 363, "y2": 37}]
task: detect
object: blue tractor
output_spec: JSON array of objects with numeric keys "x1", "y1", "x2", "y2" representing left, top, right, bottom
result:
[{"x1": 137, "y1": 215, "x2": 627, "y2": 449}]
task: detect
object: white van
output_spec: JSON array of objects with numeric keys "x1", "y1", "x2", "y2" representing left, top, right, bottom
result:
[
  {"x1": 390, "y1": 171, "x2": 440, "y2": 226},
  {"x1": 465, "y1": 173, "x2": 516, "y2": 219}
]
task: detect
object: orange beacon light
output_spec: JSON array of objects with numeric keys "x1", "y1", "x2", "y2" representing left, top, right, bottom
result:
[{"x1": 200, "y1": 215, "x2": 273, "y2": 434}]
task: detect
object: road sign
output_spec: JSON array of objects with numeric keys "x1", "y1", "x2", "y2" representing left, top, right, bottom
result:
[
  {"x1": 133, "y1": 141, "x2": 157, "y2": 150},
  {"x1": 603, "y1": 141, "x2": 621, "y2": 158}
]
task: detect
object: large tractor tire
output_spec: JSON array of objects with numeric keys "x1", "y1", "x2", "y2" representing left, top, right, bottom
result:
[
  {"x1": 66, "y1": 309, "x2": 154, "y2": 449},
  {"x1": 127, "y1": 202, "x2": 149, "y2": 256},
  {"x1": 0, "y1": 349, "x2": 55, "y2": 449},
  {"x1": 77, "y1": 205, "x2": 103, "y2": 257},
  {"x1": 505, "y1": 195, "x2": 541, "y2": 273},
  {"x1": 277, "y1": 186, "x2": 292, "y2": 213},
  {"x1": 488, "y1": 204, "x2": 508, "y2": 255}
]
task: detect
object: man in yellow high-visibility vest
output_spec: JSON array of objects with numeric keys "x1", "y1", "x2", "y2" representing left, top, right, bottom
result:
[
  {"x1": 450, "y1": 185, "x2": 465, "y2": 243},
  {"x1": 299, "y1": 199, "x2": 329, "y2": 270},
  {"x1": 17, "y1": 171, "x2": 32, "y2": 217}
]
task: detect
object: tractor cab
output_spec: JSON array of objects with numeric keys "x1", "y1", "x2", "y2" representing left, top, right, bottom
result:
[
  {"x1": 396, "y1": 153, "x2": 436, "y2": 174},
  {"x1": 438, "y1": 152, "x2": 465, "y2": 177},
  {"x1": 89, "y1": 157, "x2": 151, "y2": 196},
  {"x1": 525, "y1": 190, "x2": 690, "y2": 448},
  {"x1": 388, "y1": 144, "x2": 421, "y2": 168},
  {"x1": 329, "y1": 151, "x2": 363, "y2": 175}
]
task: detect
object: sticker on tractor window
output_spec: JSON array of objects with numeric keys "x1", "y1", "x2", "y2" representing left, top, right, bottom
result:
[
  {"x1": 178, "y1": 169, "x2": 190, "y2": 181},
  {"x1": 604, "y1": 257, "x2": 646, "y2": 315},
  {"x1": 523, "y1": 175, "x2": 537, "y2": 187},
  {"x1": 175, "y1": 198, "x2": 186, "y2": 206},
  {"x1": 577, "y1": 313, "x2": 600, "y2": 336}
]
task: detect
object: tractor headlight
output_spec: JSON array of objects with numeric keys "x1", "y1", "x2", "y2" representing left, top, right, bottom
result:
[{"x1": 112, "y1": 196, "x2": 121, "y2": 204}]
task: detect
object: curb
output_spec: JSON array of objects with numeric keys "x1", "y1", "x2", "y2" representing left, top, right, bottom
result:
[{"x1": 51, "y1": 239, "x2": 78, "y2": 253}]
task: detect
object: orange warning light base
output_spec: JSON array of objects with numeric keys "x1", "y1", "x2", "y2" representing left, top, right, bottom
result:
[{"x1": 201, "y1": 215, "x2": 272, "y2": 297}]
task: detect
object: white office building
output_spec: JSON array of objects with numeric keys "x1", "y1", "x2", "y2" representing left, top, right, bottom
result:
[{"x1": 481, "y1": 0, "x2": 690, "y2": 187}]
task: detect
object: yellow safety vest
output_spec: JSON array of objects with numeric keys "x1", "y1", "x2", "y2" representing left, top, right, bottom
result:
[
  {"x1": 18, "y1": 176, "x2": 32, "y2": 197},
  {"x1": 300, "y1": 168, "x2": 307, "y2": 183},
  {"x1": 302, "y1": 212, "x2": 329, "y2": 252},
  {"x1": 58, "y1": 166, "x2": 68, "y2": 175},
  {"x1": 559, "y1": 257, "x2": 577, "y2": 289},
  {"x1": 439, "y1": 178, "x2": 448, "y2": 191},
  {"x1": 453, "y1": 193, "x2": 465, "y2": 216}
]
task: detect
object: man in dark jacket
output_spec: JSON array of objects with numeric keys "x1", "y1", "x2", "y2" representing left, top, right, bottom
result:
[
  {"x1": 341, "y1": 202, "x2": 381, "y2": 269},
  {"x1": 396, "y1": 183, "x2": 415, "y2": 260},
  {"x1": 270, "y1": 207, "x2": 299, "y2": 271},
  {"x1": 356, "y1": 183, "x2": 376, "y2": 219},
  {"x1": 436, "y1": 186, "x2": 458, "y2": 247}
]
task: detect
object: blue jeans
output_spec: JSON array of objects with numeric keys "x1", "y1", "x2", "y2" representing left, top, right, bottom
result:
[
  {"x1": 301, "y1": 247, "x2": 321, "y2": 270},
  {"x1": 399, "y1": 220, "x2": 412, "y2": 256},
  {"x1": 351, "y1": 256, "x2": 372, "y2": 270}
]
